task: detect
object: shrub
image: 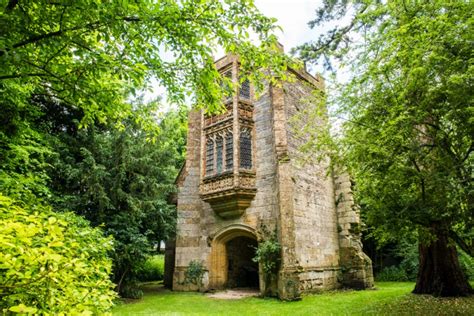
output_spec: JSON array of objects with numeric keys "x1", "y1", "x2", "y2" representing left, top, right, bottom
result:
[
  {"x1": 120, "y1": 281, "x2": 144, "y2": 299},
  {"x1": 459, "y1": 250, "x2": 474, "y2": 281},
  {"x1": 253, "y1": 230, "x2": 281, "y2": 296},
  {"x1": 395, "y1": 238, "x2": 419, "y2": 281},
  {"x1": 135, "y1": 255, "x2": 165, "y2": 282},
  {"x1": 375, "y1": 266, "x2": 409, "y2": 282},
  {"x1": 184, "y1": 260, "x2": 205, "y2": 287},
  {"x1": 0, "y1": 194, "x2": 117, "y2": 314}
]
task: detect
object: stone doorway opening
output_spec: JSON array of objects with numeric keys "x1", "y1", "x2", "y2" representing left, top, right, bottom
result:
[
  {"x1": 226, "y1": 236, "x2": 259, "y2": 289},
  {"x1": 208, "y1": 224, "x2": 260, "y2": 292}
]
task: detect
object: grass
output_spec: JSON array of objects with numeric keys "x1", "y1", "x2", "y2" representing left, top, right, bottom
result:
[{"x1": 113, "y1": 282, "x2": 474, "y2": 316}]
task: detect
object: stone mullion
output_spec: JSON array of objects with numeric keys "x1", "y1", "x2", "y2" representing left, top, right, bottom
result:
[
  {"x1": 232, "y1": 60, "x2": 240, "y2": 187},
  {"x1": 212, "y1": 134, "x2": 216, "y2": 177},
  {"x1": 222, "y1": 131, "x2": 227, "y2": 171},
  {"x1": 200, "y1": 112, "x2": 206, "y2": 179}
]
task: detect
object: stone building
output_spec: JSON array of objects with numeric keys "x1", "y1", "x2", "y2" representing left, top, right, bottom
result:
[{"x1": 168, "y1": 52, "x2": 373, "y2": 300}]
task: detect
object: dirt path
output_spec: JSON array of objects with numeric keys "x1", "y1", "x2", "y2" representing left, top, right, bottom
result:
[{"x1": 206, "y1": 288, "x2": 260, "y2": 300}]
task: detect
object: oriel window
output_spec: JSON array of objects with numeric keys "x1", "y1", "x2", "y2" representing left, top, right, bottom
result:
[
  {"x1": 239, "y1": 78, "x2": 250, "y2": 99},
  {"x1": 206, "y1": 139, "x2": 214, "y2": 175},
  {"x1": 240, "y1": 131, "x2": 252, "y2": 169},
  {"x1": 216, "y1": 136, "x2": 223, "y2": 174},
  {"x1": 225, "y1": 132, "x2": 233, "y2": 170}
]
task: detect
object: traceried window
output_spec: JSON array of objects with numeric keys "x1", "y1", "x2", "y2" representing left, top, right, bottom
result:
[
  {"x1": 221, "y1": 69, "x2": 233, "y2": 98},
  {"x1": 240, "y1": 130, "x2": 252, "y2": 169},
  {"x1": 225, "y1": 132, "x2": 233, "y2": 170},
  {"x1": 223, "y1": 69, "x2": 232, "y2": 80},
  {"x1": 239, "y1": 78, "x2": 250, "y2": 99},
  {"x1": 216, "y1": 136, "x2": 223, "y2": 174},
  {"x1": 206, "y1": 139, "x2": 214, "y2": 175}
]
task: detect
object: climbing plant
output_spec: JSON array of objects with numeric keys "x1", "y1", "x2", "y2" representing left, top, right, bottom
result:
[
  {"x1": 253, "y1": 228, "x2": 281, "y2": 296},
  {"x1": 184, "y1": 260, "x2": 206, "y2": 288}
]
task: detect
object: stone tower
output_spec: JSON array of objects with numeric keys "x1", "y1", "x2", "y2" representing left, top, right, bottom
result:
[{"x1": 170, "y1": 52, "x2": 373, "y2": 300}]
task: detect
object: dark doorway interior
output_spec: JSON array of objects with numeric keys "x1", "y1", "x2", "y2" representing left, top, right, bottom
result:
[{"x1": 226, "y1": 236, "x2": 259, "y2": 288}]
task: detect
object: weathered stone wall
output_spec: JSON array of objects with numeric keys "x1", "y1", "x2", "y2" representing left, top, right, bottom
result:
[
  {"x1": 173, "y1": 82, "x2": 281, "y2": 293},
  {"x1": 172, "y1": 54, "x2": 373, "y2": 296},
  {"x1": 334, "y1": 172, "x2": 374, "y2": 288},
  {"x1": 173, "y1": 110, "x2": 208, "y2": 291},
  {"x1": 280, "y1": 78, "x2": 342, "y2": 295}
]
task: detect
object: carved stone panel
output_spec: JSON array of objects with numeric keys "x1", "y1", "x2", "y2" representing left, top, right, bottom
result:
[{"x1": 200, "y1": 173, "x2": 256, "y2": 218}]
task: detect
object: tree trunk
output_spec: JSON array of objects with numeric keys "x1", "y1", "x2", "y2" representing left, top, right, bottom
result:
[{"x1": 413, "y1": 225, "x2": 473, "y2": 297}]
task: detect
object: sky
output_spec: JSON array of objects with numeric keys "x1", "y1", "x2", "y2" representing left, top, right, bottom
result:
[
  {"x1": 255, "y1": 0, "x2": 319, "y2": 54},
  {"x1": 147, "y1": 0, "x2": 326, "y2": 106},
  {"x1": 255, "y1": 0, "x2": 352, "y2": 78}
]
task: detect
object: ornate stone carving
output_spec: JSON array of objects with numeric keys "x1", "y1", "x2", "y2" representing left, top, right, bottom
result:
[
  {"x1": 239, "y1": 175, "x2": 256, "y2": 189},
  {"x1": 204, "y1": 103, "x2": 233, "y2": 128},
  {"x1": 200, "y1": 174, "x2": 234, "y2": 194},
  {"x1": 200, "y1": 173, "x2": 256, "y2": 218},
  {"x1": 238, "y1": 102, "x2": 253, "y2": 121}
]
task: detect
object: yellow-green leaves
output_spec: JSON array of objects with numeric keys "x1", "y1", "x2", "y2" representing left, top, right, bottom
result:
[
  {"x1": 1, "y1": 0, "x2": 291, "y2": 128},
  {"x1": 0, "y1": 194, "x2": 116, "y2": 315},
  {"x1": 9, "y1": 304, "x2": 37, "y2": 314}
]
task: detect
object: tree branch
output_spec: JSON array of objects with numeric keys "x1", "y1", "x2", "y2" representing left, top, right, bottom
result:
[
  {"x1": 6, "y1": 30, "x2": 64, "y2": 53},
  {"x1": 1, "y1": 16, "x2": 143, "y2": 58},
  {"x1": 449, "y1": 230, "x2": 473, "y2": 257},
  {"x1": 0, "y1": 73, "x2": 48, "y2": 80}
]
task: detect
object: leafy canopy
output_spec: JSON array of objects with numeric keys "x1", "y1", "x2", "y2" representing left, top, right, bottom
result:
[
  {"x1": 1, "y1": 0, "x2": 292, "y2": 127},
  {"x1": 296, "y1": 1, "x2": 473, "y2": 248}
]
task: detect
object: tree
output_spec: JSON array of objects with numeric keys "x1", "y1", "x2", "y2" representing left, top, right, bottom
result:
[
  {"x1": 48, "y1": 107, "x2": 187, "y2": 296},
  {"x1": 1, "y1": 0, "x2": 292, "y2": 307},
  {"x1": 1, "y1": 0, "x2": 291, "y2": 126},
  {"x1": 297, "y1": 1, "x2": 473, "y2": 296}
]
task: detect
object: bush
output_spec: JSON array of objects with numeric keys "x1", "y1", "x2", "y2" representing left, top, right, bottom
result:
[
  {"x1": 184, "y1": 260, "x2": 205, "y2": 287},
  {"x1": 375, "y1": 244, "x2": 472, "y2": 283},
  {"x1": 253, "y1": 230, "x2": 281, "y2": 296},
  {"x1": 0, "y1": 194, "x2": 117, "y2": 315},
  {"x1": 135, "y1": 255, "x2": 165, "y2": 282},
  {"x1": 376, "y1": 266, "x2": 409, "y2": 282},
  {"x1": 459, "y1": 250, "x2": 474, "y2": 281},
  {"x1": 120, "y1": 281, "x2": 144, "y2": 299}
]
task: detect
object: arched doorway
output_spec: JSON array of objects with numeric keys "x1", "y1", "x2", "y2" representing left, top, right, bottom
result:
[
  {"x1": 209, "y1": 225, "x2": 260, "y2": 290},
  {"x1": 226, "y1": 236, "x2": 259, "y2": 288}
]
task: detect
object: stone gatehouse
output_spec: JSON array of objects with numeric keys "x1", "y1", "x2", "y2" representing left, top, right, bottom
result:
[{"x1": 167, "y1": 52, "x2": 373, "y2": 300}]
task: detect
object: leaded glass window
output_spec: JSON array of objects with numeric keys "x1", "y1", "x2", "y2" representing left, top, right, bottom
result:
[
  {"x1": 221, "y1": 69, "x2": 233, "y2": 98},
  {"x1": 216, "y1": 136, "x2": 223, "y2": 174},
  {"x1": 206, "y1": 139, "x2": 214, "y2": 175},
  {"x1": 239, "y1": 78, "x2": 250, "y2": 99},
  {"x1": 225, "y1": 132, "x2": 233, "y2": 170},
  {"x1": 240, "y1": 131, "x2": 252, "y2": 169}
]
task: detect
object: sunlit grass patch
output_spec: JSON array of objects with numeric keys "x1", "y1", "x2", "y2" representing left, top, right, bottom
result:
[{"x1": 113, "y1": 282, "x2": 474, "y2": 316}]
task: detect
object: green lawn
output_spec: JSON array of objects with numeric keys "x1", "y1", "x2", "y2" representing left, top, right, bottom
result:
[{"x1": 113, "y1": 282, "x2": 474, "y2": 316}]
